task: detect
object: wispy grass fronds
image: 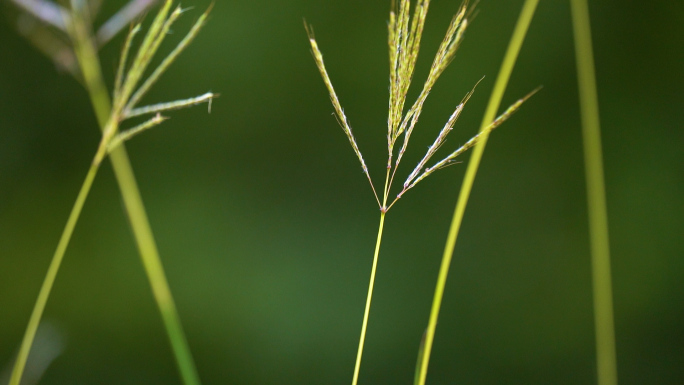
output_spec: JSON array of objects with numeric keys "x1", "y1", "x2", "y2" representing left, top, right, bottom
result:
[
  {"x1": 125, "y1": 5, "x2": 213, "y2": 115},
  {"x1": 114, "y1": 23, "x2": 142, "y2": 100},
  {"x1": 309, "y1": 0, "x2": 529, "y2": 211},
  {"x1": 108, "y1": 113, "x2": 168, "y2": 151},
  {"x1": 114, "y1": 0, "x2": 174, "y2": 111},
  {"x1": 307, "y1": 1, "x2": 535, "y2": 384},
  {"x1": 387, "y1": 0, "x2": 431, "y2": 163},
  {"x1": 125, "y1": 92, "x2": 217, "y2": 119},
  {"x1": 8, "y1": 3, "x2": 215, "y2": 385},
  {"x1": 391, "y1": 3, "x2": 468, "y2": 171},
  {"x1": 399, "y1": 80, "x2": 480, "y2": 196},
  {"x1": 398, "y1": 87, "x2": 539, "y2": 200},
  {"x1": 305, "y1": 23, "x2": 380, "y2": 206}
]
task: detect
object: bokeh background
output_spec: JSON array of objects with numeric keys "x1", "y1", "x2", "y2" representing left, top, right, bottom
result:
[{"x1": 1, "y1": 0, "x2": 682, "y2": 384}]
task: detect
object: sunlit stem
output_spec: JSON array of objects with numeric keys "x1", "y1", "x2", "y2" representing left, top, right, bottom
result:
[
  {"x1": 352, "y1": 211, "x2": 386, "y2": 385},
  {"x1": 351, "y1": 166, "x2": 392, "y2": 385},
  {"x1": 415, "y1": 1, "x2": 540, "y2": 384},
  {"x1": 7, "y1": 138, "x2": 108, "y2": 385},
  {"x1": 69, "y1": 5, "x2": 203, "y2": 385}
]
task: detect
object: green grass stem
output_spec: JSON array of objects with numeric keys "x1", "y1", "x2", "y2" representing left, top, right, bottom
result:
[
  {"x1": 107, "y1": 146, "x2": 201, "y2": 385},
  {"x1": 415, "y1": 1, "x2": 539, "y2": 384},
  {"x1": 72, "y1": 21, "x2": 203, "y2": 385},
  {"x1": 570, "y1": 1, "x2": 618, "y2": 384},
  {"x1": 8, "y1": 142, "x2": 109, "y2": 385},
  {"x1": 9, "y1": 4, "x2": 205, "y2": 385},
  {"x1": 9, "y1": 9, "x2": 118, "y2": 384},
  {"x1": 352, "y1": 211, "x2": 386, "y2": 385}
]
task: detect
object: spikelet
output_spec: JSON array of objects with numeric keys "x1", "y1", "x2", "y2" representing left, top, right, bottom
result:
[
  {"x1": 305, "y1": 22, "x2": 381, "y2": 205},
  {"x1": 400, "y1": 87, "x2": 541, "y2": 196}
]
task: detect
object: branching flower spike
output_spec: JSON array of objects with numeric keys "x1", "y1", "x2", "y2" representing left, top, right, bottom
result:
[
  {"x1": 110, "y1": 1, "x2": 217, "y2": 145},
  {"x1": 307, "y1": 0, "x2": 533, "y2": 211},
  {"x1": 305, "y1": 2, "x2": 537, "y2": 384},
  {"x1": 6, "y1": 3, "x2": 216, "y2": 385}
]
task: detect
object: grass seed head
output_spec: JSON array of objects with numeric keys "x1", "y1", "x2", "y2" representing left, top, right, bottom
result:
[{"x1": 308, "y1": 0, "x2": 534, "y2": 211}]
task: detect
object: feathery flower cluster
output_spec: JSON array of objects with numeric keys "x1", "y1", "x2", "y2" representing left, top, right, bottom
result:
[{"x1": 307, "y1": 0, "x2": 532, "y2": 212}]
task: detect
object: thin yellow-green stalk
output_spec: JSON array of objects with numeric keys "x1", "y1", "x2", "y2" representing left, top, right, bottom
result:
[
  {"x1": 570, "y1": 1, "x2": 617, "y2": 384},
  {"x1": 352, "y1": 212, "x2": 386, "y2": 385},
  {"x1": 8, "y1": 133, "x2": 113, "y2": 385},
  {"x1": 8, "y1": 2, "x2": 213, "y2": 385},
  {"x1": 415, "y1": 1, "x2": 540, "y2": 384},
  {"x1": 306, "y1": 2, "x2": 535, "y2": 384},
  {"x1": 69, "y1": 15, "x2": 203, "y2": 385}
]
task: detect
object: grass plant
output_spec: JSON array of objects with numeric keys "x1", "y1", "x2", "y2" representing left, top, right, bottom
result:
[
  {"x1": 4, "y1": 1, "x2": 620, "y2": 384},
  {"x1": 7, "y1": 1, "x2": 216, "y2": 385},
  {"x1": 306, "y1": 1, "x2": 536, "y2": 383},
  {"x1": 570, "y1": 1, "x2": 618, "y2": 384},
  {"x1": 415, "y1": 1, "x2": 540, "y2": 383}
]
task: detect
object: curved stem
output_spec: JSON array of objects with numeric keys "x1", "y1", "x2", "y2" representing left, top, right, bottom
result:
[
  {"x1": 108, "y1": 146, "x2": 201, "y2": 385},
  {"x1": 415, "y1": 1, "x2": 540, "y2": 384},
  {"x1": 69, "y1": 7, "x2": 202, "y2": 385},
  {"x1": 570, "y1": 1, "x2": 617, "y2": 384},
  {"x1": 352, "y1": 211, "x2": 386, "y2": 385},
  {"x1": 9, "y1": 148, "x2": 104, "y2": 385}
]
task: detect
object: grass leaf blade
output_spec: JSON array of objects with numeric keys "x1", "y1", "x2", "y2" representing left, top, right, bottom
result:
[
  {"x1": 415, "y1": 1, "x2": 540, "y2": 384},
  {"x1": 570, "y1": 1, "x2": 618, "y2": 384}
]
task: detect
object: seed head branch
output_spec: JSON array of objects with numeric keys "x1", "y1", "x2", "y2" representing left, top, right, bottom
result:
[
  {"x1": 392, "y1": 4, "x2": 468, "y2": 172},
  {"x1": 401, "y1": 87, "x2": 539, "y2": 196},
  {"x1": 387, "y1": 0, "x2": 430, "y2": 167},
  {"x1": 115, "y1": 0, "x2": 173, "y2": 111},
  {"x1": 404, "y1": 103, "x2": 463, "y2": 188},
  {"x1": 114, "y1": 23, "x2": 142, "y2": 101},
  {"x1": 305, "y1": 25, "x2": 376, "y2": 190},
  {"x1": 108, "y1": 113, "x2": 168, "y2": 151},
  {"x1": 124, "y1": 92, "x2": 218, "y2": 119},
  {"x1": 110, "y1": 2, "x2": 216, "y2": 144},
  {"x1": 306, "y1": 0, "x2": 531, "y2": 214},
  {"x1": 124, "y1": 5, "x2": 211, "y2": 114}
]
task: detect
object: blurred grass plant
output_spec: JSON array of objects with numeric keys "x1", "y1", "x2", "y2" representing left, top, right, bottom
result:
[
  {"x1": 306, "y1": 1, "x2": 536, "y2": 383},
  {"x1": 7, "y1": 1, "x2": 216, "y2": 385},
  {"x1": 570, "y1": 0, "x2": 618, "y2": 384}
]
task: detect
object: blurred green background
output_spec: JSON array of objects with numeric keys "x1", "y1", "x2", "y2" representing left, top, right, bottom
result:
[{"x1": 1, "y1": 0, "x2": 682, "y2": 384}]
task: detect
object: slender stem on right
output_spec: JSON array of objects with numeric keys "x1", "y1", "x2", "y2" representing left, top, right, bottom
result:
[
  {"x1": 570, "y1": 1, "x2": 617, "y2": 384},
  {"x1": 352, "y1": 211, "x2": 386, "y2": 385},
  {"x1": 9, "y1": 147, "x2": 104, "y2": 385},
  {"x1": 415, "y1": 1, "x2": 540, "y2": 384}
]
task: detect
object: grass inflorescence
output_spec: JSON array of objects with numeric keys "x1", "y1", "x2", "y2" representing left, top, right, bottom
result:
[
  {"x1": 306, "y1": 1, "x2": 536, "y2": 384},
  {"x1": 7, "y1": 1, "x2": 216, "y2": 385}
]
